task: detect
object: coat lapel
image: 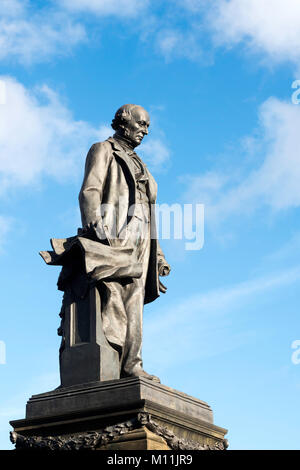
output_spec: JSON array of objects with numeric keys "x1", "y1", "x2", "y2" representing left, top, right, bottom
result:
[{"x1": 106, "y1": 137, "x2": 157, "y2": 203}]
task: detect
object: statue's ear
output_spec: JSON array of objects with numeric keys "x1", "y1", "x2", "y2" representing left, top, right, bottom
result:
[{"x1": 118, "y1": 124, "x2": 127, "y2": 134}]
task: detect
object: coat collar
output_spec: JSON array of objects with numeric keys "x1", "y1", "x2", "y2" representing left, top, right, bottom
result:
[
  {"x1": 106, "y1": 136, "x2": 136, "y2": 176},
  {"x1": 107, "y1": 136, "x2": 126, "y2": 153}
]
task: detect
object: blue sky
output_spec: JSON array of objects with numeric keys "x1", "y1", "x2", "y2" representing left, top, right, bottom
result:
[{"x1": 1, "y1": 0, "x2": 300, "y2": 450}]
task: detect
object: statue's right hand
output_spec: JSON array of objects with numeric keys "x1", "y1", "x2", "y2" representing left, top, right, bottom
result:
[
  {"x1": 82, "y1": 219, "x2": 110, "y2": 243},
  {"x1": 82, "y1": 219, "x2": 101, "y2": 236},
  {"x1": 92, "y1": 219, "x2": 110, "y2": 241},
  {"x1": 87, "y1": 218, "x2": 101, "y2": 230}
]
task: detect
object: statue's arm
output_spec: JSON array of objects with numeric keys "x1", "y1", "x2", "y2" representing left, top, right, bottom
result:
[{"x1": 79, "y1": 142, "x2": 112, "y2": 229}]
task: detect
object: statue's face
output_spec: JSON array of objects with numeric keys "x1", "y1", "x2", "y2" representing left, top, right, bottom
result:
[{"x1": 123, "y1": 107, "x2": 150, "y2": 147}]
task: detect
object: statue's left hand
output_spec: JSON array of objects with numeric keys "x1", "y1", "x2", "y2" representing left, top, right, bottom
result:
[{"x1": 158, "y1": 259, "x2": 171, "y2": 277}]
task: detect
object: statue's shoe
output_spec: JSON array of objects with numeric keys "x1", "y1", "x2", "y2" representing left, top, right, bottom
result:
[
  {"x1": 138, "y1": 372, "x2": 161, "y2": 383},
  {"x1": 123, "y1": 370, "x2": 161, "y2": 383}
]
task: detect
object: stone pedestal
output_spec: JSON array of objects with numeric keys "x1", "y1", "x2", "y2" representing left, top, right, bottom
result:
[
  {"x1": 10, "y1": 377, "x2": 228, "y2": 451},
  {"x1": 60, "y1": 286, "x2": 120, "y2": 387}
]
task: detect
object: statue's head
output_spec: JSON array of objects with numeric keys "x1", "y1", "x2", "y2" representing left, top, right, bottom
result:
[{"x1": 111, "y1": 104, "x2": 150, "y2": 148}]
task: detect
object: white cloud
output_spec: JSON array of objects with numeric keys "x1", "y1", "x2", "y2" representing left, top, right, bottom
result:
[
  {"x1": 0, "y1": 0, "x2": 151, "y2": 65},
  {"x1": 175, "y1": 0, "x2": 300, "y2": 69},
  {"x1": 0, "y1": 76, "x2": 103, "y2": 192},
  {"x1": 4, "y1": 0, "x2": 300, "y2": 67},
  {"x1": 207, "y1": 0, "x2": 300, "y2": 67},
  {"x1": 157, "y1": 30, "x2": 180, "y2": 58},
  {"x1": 0, "y1": 1, "x2": 86, "y2": 64},
  {"x1": 184, "y1": 97, "x2": 300, "y2": 225},
  {"x1": 1, "y1": 0, "x2": 26, "y2": 17},
  {"x1": 60, "y1": 0, "x2": 148, "y2": 17},
  {"x1": 98, "y1": 124, "x2": 112, "y2": 141},
  {"x1": 139, "y1": 137, "x2": 170, "y2": 171},
  {"x1": 0, "y1": 215, "x2": 12, "y2": 252},
  {"x1": 155, "y1": 28, "x2": 203, "y2": 62}
]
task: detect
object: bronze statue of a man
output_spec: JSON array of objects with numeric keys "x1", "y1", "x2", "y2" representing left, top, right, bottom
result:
[
  {"x1": 78, "y1": 104, "x2": 170, "y2": 382},
  {"x1": 41, "y1": 104, "x2": 170, "y2": 385}
]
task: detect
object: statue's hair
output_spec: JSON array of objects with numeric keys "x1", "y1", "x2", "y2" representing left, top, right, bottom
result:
[{"x1": 111, "y1": 104, "x2": 142, "y2": 131}]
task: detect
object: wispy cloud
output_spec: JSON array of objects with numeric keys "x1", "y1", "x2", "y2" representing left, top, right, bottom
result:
[
  {"x1": 183, "y1": 97, "x2": 300, "y2": 226},
  {"x1": 139, "y1": 137, "x2": 170, "y2": 172},
  {"x1": 59, "y1": 0, "x2": 149, "y2": 17},
  {"x1": 206, "y1": 0, "x2": 300, "y2": 70},
  {"x1": 3, "y1": 1, "x2": 300, "y2": 67},
  {"x1": 155, "y1": 28, "x2": 204, "y2": 62},
  {"x1": 144, "y1": 266, "x2": 300, "y2": 370},
  {"x1": 1, "y1": 0, "x2": 26, "y2": 17},
  {"x1": 98, "y1": 125, "x2": 112, "y2": 141},
  {"x1": 0, "y1": 216, "x2": 13, "y2": 252},
  {"x1": 0, "y1": 76, "x2": 106, "y2": 193},
  {"x1": 262, "y1": 231, "x2": 300, "y2": 267},
  {"x1": 0, "y1": 1, "x2": 86, "y2": 64},
  {"x1": 0, "y1": 0, "x2": 153, "y2": 65},
  {"x1": 166, "y1": 0, "x2": 300, "y2": 70}
]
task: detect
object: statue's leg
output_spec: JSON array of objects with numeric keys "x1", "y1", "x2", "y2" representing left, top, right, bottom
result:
[
  {"x1": 120, "y1": 215, "x2": 160, "y2": 382},
  {"x1": 120, "y1": 279, "x2": 160, "y2": 382},
  {"x1": 120, "y1": 277, "x2": 144, "y2": 376},
  {"x1": 101, "y1": 280, "x2": 129, "y2": 351}
]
